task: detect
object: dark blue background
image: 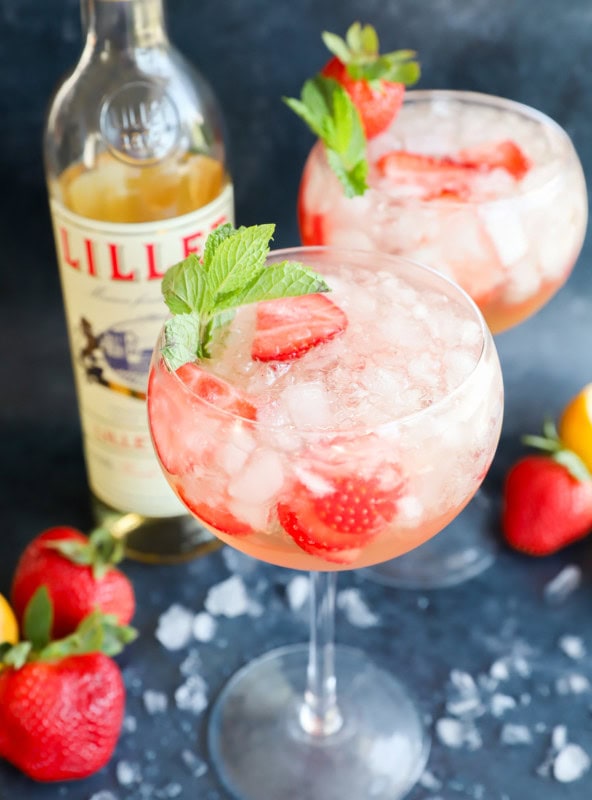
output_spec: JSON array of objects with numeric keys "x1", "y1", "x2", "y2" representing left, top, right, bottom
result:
[{"x1": 1, "y1": 1, "x2": 591, "y2": 798}]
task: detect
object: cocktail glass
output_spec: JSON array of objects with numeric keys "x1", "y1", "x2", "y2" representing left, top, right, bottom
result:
[
  {"x1": 298, "y1": 90, "x2": 587, "y2": 588},
  {"x1": 147, "y1": 246, "x2": 503, "y2": 800}
]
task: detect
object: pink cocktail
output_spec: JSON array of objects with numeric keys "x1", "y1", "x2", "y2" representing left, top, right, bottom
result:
[
  {"x1": 299, "y1": 91, "x2": 587, "y2": 335},
  {"x1": 298, "y1": 90, "x2": 587, "y2": 588},
  {"x1": 147, "y1": 246, "x2": 503, "y2": 800}
]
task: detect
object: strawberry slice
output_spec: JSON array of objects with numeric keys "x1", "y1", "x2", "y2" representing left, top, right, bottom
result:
[
  {"x1": 377, "y1": 150, "x2": 478, "y2": 199},
  {"x1": 278, "y1": 471, "x2": 403, "y2": 564},
  {"x1": 177, "y1": 484, "x2": 253, "y2": 537},
  {"x1": 458, "y1": 140, "x2": 532, "y2": 179},
  {"x1": 251, "y1": 294, "x2": 348, "y2": 362},
  {"x1": 148, "y1": 360, "x2": 256, "y2": 475}
]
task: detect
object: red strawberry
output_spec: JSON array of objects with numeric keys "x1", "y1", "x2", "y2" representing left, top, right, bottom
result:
[
  {"x1": 278, "y1": 469, "x2": 404, "y2": 564},
  {"x1": 503, "y1": 456, "x2": 592, "y2": 555},
  {"x1": 458, "y1": 140, "x2": 532, "y2": 179},
  {"x1": 148, "y1": 360, "x2": 257, "y2": 475},
  {"x1": 251, "y1": 294, "x2": 348, "y2": 362},
  {"x1": 11, "y1": 526, "x2": 135, "y2": 639},
  {"x1": 322, "y1": 56, "x2": 406, "y2": 139},
  {"x1": 0, "y1": 589, "x2": 135, "y2": 781}
]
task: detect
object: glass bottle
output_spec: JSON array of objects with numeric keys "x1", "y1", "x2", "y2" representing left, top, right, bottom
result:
[{"x1": 44, "y1": 0, "x2": 233, "y2": 562}]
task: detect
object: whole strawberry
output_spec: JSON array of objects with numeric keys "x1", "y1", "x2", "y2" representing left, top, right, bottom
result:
[
  {"x1": 11, "y1": 526, "x2": 135, "y2": 639},
  {"x1": 502, "y1": 422, "x2": 592, "y2": 555},
  {"x1": 0, "y1": 587, "x2": 136, "y2": 781}
]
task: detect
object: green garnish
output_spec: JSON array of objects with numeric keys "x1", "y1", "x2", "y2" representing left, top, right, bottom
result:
[
  {"x1": 284, "y1": 77, "x2": 369, "y2": 198},
  {"x1": 161, "y1": 223, "x2": 330, "y2": 369},
  {"x1": 284, "y1": 21, "x2": 420, "y2": 198}
]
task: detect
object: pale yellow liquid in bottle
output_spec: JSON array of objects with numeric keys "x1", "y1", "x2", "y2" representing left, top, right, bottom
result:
[
  {"x1": 55, "y1": 150, "x2": 227, "y2": 563},
  {"x1": 58, "y1": 150, "x2": 225, "y2": 222}
]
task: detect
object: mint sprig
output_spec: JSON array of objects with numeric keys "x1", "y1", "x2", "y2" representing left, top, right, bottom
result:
[
  {"x1": 161, "y1": 223, "x2": 330, "y2": 369},
  {"x1": 284, "y1": 77, "x2": 368, "y2": 198}
]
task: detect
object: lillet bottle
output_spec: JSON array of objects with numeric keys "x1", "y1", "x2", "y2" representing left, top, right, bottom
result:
[{"x1": 44, "y1": 0, "x2": 233, "y2": 562}]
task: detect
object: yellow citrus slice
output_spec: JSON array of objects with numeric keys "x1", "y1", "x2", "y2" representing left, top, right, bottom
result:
[
  {"x1": 0, "y1": 592, "x2": 18, "y2": 645},
  {"x1": 559, "y1": 383, "x2": 592, "y2": 471}
]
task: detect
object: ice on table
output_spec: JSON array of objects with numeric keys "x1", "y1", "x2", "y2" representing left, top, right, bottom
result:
[
  {"x1": 285, "y1": 574, "x2": 310, "y2": 611},
  {"x1": 181, "y1": 749, "x2": 208, "y2": 778},
  {"x1": 544, "y1": 565, "x2": 582, "y2": 604},
  {"x1": 175, "y1": 674, "x2": 208, "y2": 715},
  {"x1": 558, "y1": 634, "x2": 586, "y2": 660},
  {"x1": 553, "y1": 744, "x2": 591, "y2": 783},
  {"x1": 193, "y1": 611, "x2": 217, "y2": 642},
  {"x1": 336, "y1": 588, "x2": 380, "y2": 628},
  {"x1": 143, "y1": 689, "x2": 168, "y2": 714},
  {"x1": 155, "y1": 604, "x2": 195, "y2": 651},
  {"x1": 116, "y1": 760, "x2": 143, "y2": 786},
  {"x1": 500, "y1": 724, "x2": 533, "y2": 746},
  {"x1": 205, "y1": 575, "x2": 250, "y2": 618}
]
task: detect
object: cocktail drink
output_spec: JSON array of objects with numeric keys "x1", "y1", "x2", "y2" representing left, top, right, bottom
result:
[
  {"x1": 147, "y1": 236, "x2": 503, "y2": 800},
  {"x1": 295, "y1": 87, "x2": 587, "y2": 588},
  {"x1": 299, "y1": 90, "x2": 588, "y2": 336}
]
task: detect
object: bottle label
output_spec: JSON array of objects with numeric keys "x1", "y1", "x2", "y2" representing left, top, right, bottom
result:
[{"x1": 50, "y1": 183, "x2": 234, "y2": 517}]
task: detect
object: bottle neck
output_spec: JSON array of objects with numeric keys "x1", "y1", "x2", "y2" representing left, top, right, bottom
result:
[{"x1": 82, "y1": 0, "x2": 169, "y2": 50}]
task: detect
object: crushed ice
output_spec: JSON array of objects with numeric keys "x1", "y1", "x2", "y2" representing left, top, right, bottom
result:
[
  {"x1": 285, "y1": 574, "x2": 310, "y2": 611},
  {"x1": 155, "y1": 604, "x2": 195, "y2": 651},
  {"x1": 181, "y1": 749, "x2": 208, "y2": 778},
  {"x1": 435, "y1": 717, "x2": 482, "y2": 750},
  {"x1": 553, "y1": 743, "x2": 591, "y2": 783},
  {"x1": 544, "y1": 565, "x2": 582, "y2": 604},
  {"x1": 558, "y1": 635, "x2": 586, "y2": 660},
  {"x1": 205, "y1": 575, "x2": 250, "y2": 618},
  {"x1": 500, "y1": 724, "x2": 532, "y2": 746},
  {"x1": 175, "y1": 674, "x2": 208, "y2": 715},
  {"x1": 116, "y1": 760, "x2": 142, "y2": 786},
  {"x1": 143, "y1": 690, "x2": 168, "y2": 714},
  {"x1": 336, "y1": 588, "x2": 379, "y2": 628},
  {"x1": 193, "y1": 611, "x2": 217, "y2": 642}
]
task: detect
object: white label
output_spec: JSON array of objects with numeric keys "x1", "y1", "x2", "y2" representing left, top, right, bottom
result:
[{"x1": 50, "y1": 183, "x2": 234, "y2": 517}]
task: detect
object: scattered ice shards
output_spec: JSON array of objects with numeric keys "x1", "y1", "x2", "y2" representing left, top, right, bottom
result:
[
  {"x1": 417, "y1": 596, "x2": 430, "y2": 610},
  {"x1": 180, "y1": 648, "x2": 203, "y2": 677},
  {"x1": 446, "y1": 670, "x2": 483, "y2": 718},
  {"x1": 500, "y1": 723, "x2": 533, "y2": 746},
  {"x1": 489, "y1": 659, "x2": 510, "y2": 681},
  {"x1": 435, "y1": 717, "x2": 482, "y2": 750},
  {"x1": 155, "y1": 604, "x2": 195, "y2": 650},
  {"x1": 538, "y1": 726, "x2": 569, "y2": 777},
  {"x1": 155, "y1": 784, "x2": 183, "y2": 798},
  {"x1": 544, "y1": 565, "x2": 582, "y2": 604},
  {"x1": 143, "y1": 689, "x2": 168, "y2": 714},
  {"x1": 558, "y1": 635, "x2": 586, "y2": 660},
  {"x1": 89, "y1": 793, "x2": 119, "y2": 800},
  {"x1": 419, "y1": 770, "x2": 442, "y2": 791},
  {"x1": 182, "y1": 749, "x2": 209, "y2": 778},
  {"x1": 556, "y1": 673, "x2": 591, "y2": 695},
  {"x1": 205, "y1": 575, "x2": 250, "y2": 618},
  {"x1": 285, "y1": 575, "x2": 310, "y2": 611},
  {"x1": 337, "y1": 589, "x2": 379, "y2": 628},
  {"x1": 552, "y1": 725, "x2": 568, "y2": 750},
  {"x1": 116, "y1": 760, "x2": 142, "y2": 786},
  {"x1": 193, "y1": 611, "x2": 217, "y2": 642},
  {"x1": 122, "y1": 715, "x2": 137, "y2": 733},
  {"x1": 490, "y1": 693, "x2": 517, "y2": 717},
  {"x1": 553, "y1": 744, "x2": 591, "y2": 783},
  {"x1": 175, "y1": 674, "x2": 208, "y2": 715}
]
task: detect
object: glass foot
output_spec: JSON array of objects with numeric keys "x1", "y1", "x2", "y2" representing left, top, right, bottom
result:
[
  {"x1": 209, "y1": 644, "x2": 429, "y2": 800},
  {"x1": 364, "y1": 490, "x2": 498, "y2": 590}
]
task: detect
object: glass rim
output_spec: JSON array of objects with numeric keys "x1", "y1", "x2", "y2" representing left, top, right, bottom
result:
[{"x1": 158, "y1": 246, "x2": 494, "y2": 435}]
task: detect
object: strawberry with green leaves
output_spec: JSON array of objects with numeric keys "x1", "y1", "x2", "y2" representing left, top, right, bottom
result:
[
  {"x1": 11, "y1": 526, "x2": 135, "y2": 639},
  {"x1": 502, "y1": 421, "x2": 592, "y2": 556},
  {"x1": 285, "y1": 22, "x2": 420, "y2": 197},
  {"x1": 0, "y1": 587, "x2": 136, "y2": 781}
]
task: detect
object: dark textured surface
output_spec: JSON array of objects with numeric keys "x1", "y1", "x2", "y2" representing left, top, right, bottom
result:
[{"x1": 0, "y1": 1, "x2": 591, "y2": 798}]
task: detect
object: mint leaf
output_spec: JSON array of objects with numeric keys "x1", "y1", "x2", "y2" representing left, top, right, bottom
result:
[
  {"x1": 163, "y1": 313, "x2": 204, "y2": 367},
  {"x1": 160, "y1": 224, "x2": 332, "y2": 370},
  {"x1": 162, "y1": 254, "x2": 210, "y2": 315},
  {"x1": 23, "y1": 586, "x2": 53, "y2": 650},
  {"x1": 284, "y1": 76, "x2": 368, "y2": 198}
]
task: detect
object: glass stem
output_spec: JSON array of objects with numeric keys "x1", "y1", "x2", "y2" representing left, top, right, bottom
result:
[{"x1": 299, "y1": 571, "x2": 343, "y2": 737}]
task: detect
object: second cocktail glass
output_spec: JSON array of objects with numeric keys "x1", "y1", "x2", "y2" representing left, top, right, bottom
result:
[
  {"x1": 298, "y1": 90, "x2": 588, "y2": 588},
  {"x1": 147, "y1": 247, "x2": 503, "y2": 800}
]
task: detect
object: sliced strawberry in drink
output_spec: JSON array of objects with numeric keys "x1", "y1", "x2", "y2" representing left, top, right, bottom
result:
[
  {"x1": 177, "y1": 484, "x2": 254, "y2": 537},
  {"x1": 148, "y1": 360, "x2": 256, "y2": 475},
  {"x1": 458, "y1": 139, "x2": 532, "y2": 179},
  {"x1": 377, "y1": 150, "x2": 478, "y2": 199},
  {"x1": 251, "y1": 294, "x2": 348, "y2": 362},
  {"x1": 277, "y1": 471, "x2": 403, "y2": 564}
]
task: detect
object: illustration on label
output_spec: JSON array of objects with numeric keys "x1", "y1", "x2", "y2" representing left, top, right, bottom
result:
[{"x1": 79, "y1": 314, "x2": 163, "y2": 399}]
